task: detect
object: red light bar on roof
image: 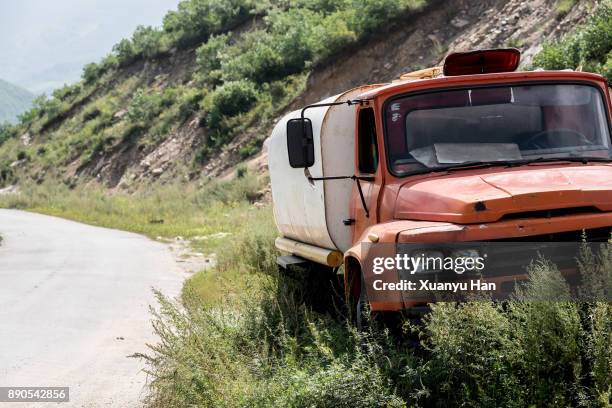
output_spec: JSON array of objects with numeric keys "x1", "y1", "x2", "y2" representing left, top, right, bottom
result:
[{"x1": 443, "y1": 48, "x2": 521, "y2": 76}]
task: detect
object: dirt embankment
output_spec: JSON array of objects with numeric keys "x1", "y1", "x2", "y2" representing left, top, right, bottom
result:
[
  {"x1": 294, "y1": 0, "x2": 595, "y2": 108},
  {"x1": 17, "y1": 0, "x2": 594, "y2": 187},
  {"x1": 229, "y1": 0, "x2": 595, "y2": 180}
]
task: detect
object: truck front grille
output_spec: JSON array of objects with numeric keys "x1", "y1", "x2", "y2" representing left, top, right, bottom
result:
[{"x1": 492, "y1": 226, "x2": 611, "y2": 242}]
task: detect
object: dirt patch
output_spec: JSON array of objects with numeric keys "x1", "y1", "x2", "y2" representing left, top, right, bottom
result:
[{"x1": 162, "y1": 236, "x2": 217, "y2": 275}]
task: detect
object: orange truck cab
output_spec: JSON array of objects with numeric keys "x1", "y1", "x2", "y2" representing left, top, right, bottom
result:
[{"x1": 267, "y1": 49, "x2": 612, "y2": 315}]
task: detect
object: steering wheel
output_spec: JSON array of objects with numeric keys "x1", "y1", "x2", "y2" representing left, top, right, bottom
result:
[{"x1": 521, "y1": 128, "x2": 592, "y2": 150}]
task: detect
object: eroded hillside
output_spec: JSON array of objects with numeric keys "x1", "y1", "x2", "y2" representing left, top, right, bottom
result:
[{"x1": 0, "y1": 0, "x2": 599, "y2": 190}]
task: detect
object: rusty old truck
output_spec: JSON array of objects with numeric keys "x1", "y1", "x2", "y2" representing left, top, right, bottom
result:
[{"x1": 267, "y1": 49, "x2": 612, "y2": 317}]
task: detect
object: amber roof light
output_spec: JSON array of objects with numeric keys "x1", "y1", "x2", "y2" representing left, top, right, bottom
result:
[{"x1": 443, "y1": 48, "x2": 521, "y2": 76}]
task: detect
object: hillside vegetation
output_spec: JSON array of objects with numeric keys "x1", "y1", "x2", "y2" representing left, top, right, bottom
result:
[
  {"x1": 534, "y1": 1, "x2": 612, "y2": 79},
  {"x1": 0, "y1": 79, "x2": 34, "y2": 124},
  {"x1": 0, "y1": 0, "x2": 427, "y2": 188},
  {"x1": 0, "y1": 1, "x2": 610, "y2": 407},
  {"x1": 0, "y1": 0, "x2": 597, "y2": 190}
]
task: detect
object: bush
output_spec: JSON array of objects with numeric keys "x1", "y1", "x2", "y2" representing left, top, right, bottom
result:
[
  {"x1": 412, "y1": 302, "x2": 525, "y2": 407},
  {"x1": 137, "y1": 225, "x2": 612, "y2": 408},
  {"x1": 82, "y1": 55, "x2": 119, "y2": 84},
  {"x1": 349, "y1": 0, "x2": 426, "y2": 35},
  {"x1": 113, "y1": 38, "x2": 137, "y2": 66},
  {"x1": 195, "y1": 33, "x2": 230, "y2": 86},
  {"x1": 221, "y1": 31, "x2": 286, "y2": 84},
  {"x1": 0, "y1": 122, "x2": 16, "y2": 145},
  {"x1": 259, "y1": 359, "x2": 405, "y2": 408},
  {"x1": 127, "y1": 89, "x2": 165, "y2": 123},
  {"x1": 82, "y1": 63, "x2": 103, "y2": 84},
  {"x1": 162, "y1": 0, "x2": 254, "y2": 47},
  {"x1": 52, "y1": 83, "x2": 82, "y2": 102},
  {"x1": 131, "y1": 25, "x2": 166, "y2": 59},
  {"x1": 17, "y1": 95, "x2": 48, "y2": 124},
  {"x1": 533, "y1": 2, "x2": 612, "y2": 79},
  {"x1": 177, "y1": 88, "x2": 205, "y2": 122},
  {"x1": 205, "y1": 80, "x2": 258, "y2": 128}
]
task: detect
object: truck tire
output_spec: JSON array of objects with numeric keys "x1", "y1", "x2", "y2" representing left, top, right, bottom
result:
[
  {"x1": 277, "y1": 262, "x2": 343, "y2": 315},
  {"x1": 345, "y1": 263, "x2": 372, "y2": 331},
  {"x1": 355, "y1": 272, "x2": 370, "y2": 330}
]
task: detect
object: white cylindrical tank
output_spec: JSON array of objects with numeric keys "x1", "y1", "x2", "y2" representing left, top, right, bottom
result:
[{"x1": 268, "y1": 86, "x2": 376, "y2": 253}]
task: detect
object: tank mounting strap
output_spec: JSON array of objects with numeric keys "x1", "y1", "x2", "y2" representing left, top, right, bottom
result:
[{"x1": 308, "y1": 175, "x2": 374, "y2": 218}]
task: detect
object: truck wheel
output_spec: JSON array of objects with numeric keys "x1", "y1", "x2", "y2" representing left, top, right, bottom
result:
[
  {"x1": 276, "y1": 262, "x2": 342, "y2": 315},
  {"x1": 348, "y1": 269, "x2": 371, "y2": 331}
]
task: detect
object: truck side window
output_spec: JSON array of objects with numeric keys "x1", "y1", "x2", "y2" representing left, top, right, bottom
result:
[{"x1": 358, "y1": 107, "x2": 379, "y2": 174}]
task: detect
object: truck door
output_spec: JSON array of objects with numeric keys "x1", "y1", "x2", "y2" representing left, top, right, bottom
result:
[{"x1": 352, "y1": 106, "x2": 381, "y2": 241}]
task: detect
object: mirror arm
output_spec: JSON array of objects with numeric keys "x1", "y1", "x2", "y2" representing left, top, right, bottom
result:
[
  {"x1": 301, "y1": 98, "x2": 375, "y2": 217},
  {"x1": 308, "y1": 175, "x2": 374, "y2": 218},
  {"x1": 300, "y1": 99, "x2": 372, "y2": 120}
]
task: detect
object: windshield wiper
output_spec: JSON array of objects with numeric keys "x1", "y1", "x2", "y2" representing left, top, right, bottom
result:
[
  {"x1": 506, "y1": 156, "x2": 612, "y2": 167},
  {"x1": 408, "y1": 161, "x2": 518, "y2": 175},
  {"x1": 407, "y1": 157, "x2": 612, "y2": 176}
]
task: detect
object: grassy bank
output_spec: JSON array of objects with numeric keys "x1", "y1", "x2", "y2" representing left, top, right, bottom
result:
[
  {"x1": 141, "y1": 236, "x2": 611, "y2": 408},
  {"x1": 0, "y1": 171, "x2": 268, "y2": 253},
  {"x1": 0, "y1": 172, "x2": 272, "y2": 302},
  {"x1": 2, "y1": 180, "x2": 609, "y2": 407}
]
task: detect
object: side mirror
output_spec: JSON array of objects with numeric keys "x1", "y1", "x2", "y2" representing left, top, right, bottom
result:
[{"x1": 286, "y1": 118, "x2": 314, "y2": 168}]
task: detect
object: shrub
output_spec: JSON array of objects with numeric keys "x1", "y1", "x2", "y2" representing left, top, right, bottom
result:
[
  {"x1": 113, "y1": 38, "x2": 137, "y2": 66},
  {"x1": 349, "y1": 0, "x2": 426, "y2": 35},
  {"x1": 0, "y1": 122, "x2": 16, "y2": 145},
  {"x1": 533, "y1": 2, "x2": 612, "y2": 79},
  {"x1": 260, "y1": 359, "x2": 405, "y2": 408},
  {"x1": 176, "y1": 88, "x2": 205, "y2": 122},
  {"x1": 52, "y1": 83, "x2": 82, "y2": 102},
  {"x1": 509, "y1": 259, "x2": 582, "y2": 406},
  {"x1": 195, "y1": 33, "x2": 230, "y2": 86},
  {"x1": 83, "y1": 55, "x2": 119, "y2": 84},
  {"x1": 127, "y1": 89, "x2": 164, "y2": 123},
  {"x1": 411, "y1": 302, "x2": 525, "y2": 407},
  {"x1": 17, "y1": 95, "x2": 48, "y2": 124},
  {"x1": 221, "y1": 9, "x2": 316, "y2": 84},
  {"x1": 162, "y1": 0, "x2": 254, "y2": 47},
  {"x1": 205, "y1": 80, "x2": 258, "y2": 128},
  {"x1": 221, "y1": 31, "x2": 286, "y2": 83},
  {"x1": 132, "y1": 25, "x2": 167, "y2": 59},
  {"x1": 83, "y1": 63, "x2": 103, "y2": 84},
  {"x1": 310, "y1": 11, "x2": 357, "y2": 60}
]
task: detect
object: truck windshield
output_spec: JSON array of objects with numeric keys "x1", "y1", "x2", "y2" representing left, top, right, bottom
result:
[{"x1": 384, "y1": 83, "x2": 612, "y2": 175}]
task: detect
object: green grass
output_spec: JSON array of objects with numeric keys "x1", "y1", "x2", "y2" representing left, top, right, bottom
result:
[
  {"x1": 0, "y1": 171, "x2": 272, "y2": 304},
  {"x1": 1, "y1": 175, "x2": 609, "y2": 407},
  {"x1": 0, "y1": 171, "x2": 267, "y2": 253},
  {"x1": 138, "y1": 230, "x2": 612, "y2": 408},
  {"x1": 555, "y1": 0, "x2": 577, "y2": 17}
]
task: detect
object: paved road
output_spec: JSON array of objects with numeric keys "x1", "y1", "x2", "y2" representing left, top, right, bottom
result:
[{"x1": 0, "y1": 210, "x2": 185, "y2": 407}]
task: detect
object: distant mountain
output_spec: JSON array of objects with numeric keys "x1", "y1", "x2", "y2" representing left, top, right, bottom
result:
[
  {"x1": 0, "y1": 0, "x2": 180, "y2": 94},
  {"x1": 0, "y1": 79, "x2": 34, "y2": 123}
]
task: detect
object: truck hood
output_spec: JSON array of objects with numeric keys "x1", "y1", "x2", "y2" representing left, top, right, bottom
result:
[{"x1": 395, "y1": 165, "x2": 612, "y2": 224}]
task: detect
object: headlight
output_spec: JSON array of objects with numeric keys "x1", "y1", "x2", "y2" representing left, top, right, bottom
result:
[
  {"x1": 407, "y1": 248, "x2": 483, "y2": 275},
  {"x1": 410, "y1": 249, "x2": 445, "y2": 274},
  {"x1": 449, "y1": 248, "x2": 483, "y2": 275}
]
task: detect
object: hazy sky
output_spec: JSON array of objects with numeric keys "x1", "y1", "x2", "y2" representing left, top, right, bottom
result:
[{"x1": 0, "y1": 0, "x2": 180, "y2": 94}]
